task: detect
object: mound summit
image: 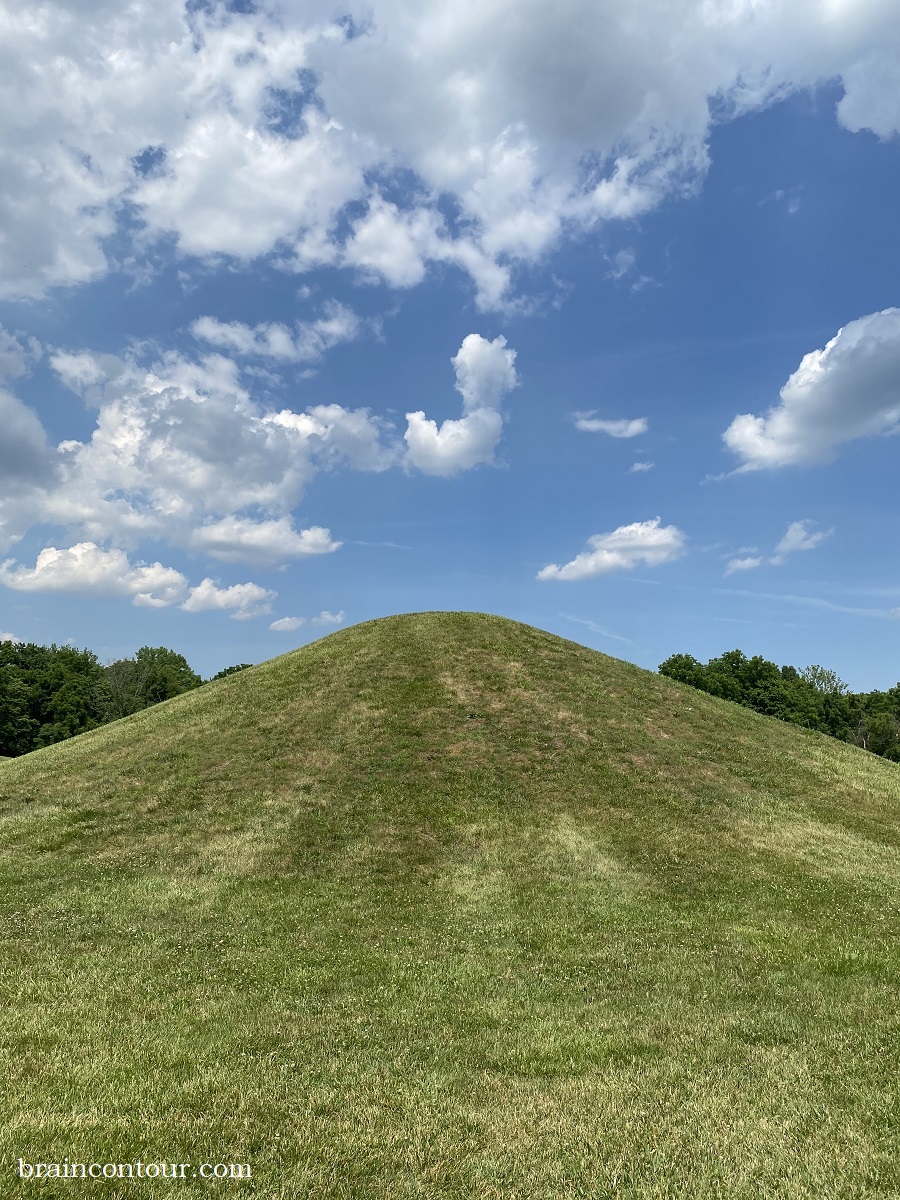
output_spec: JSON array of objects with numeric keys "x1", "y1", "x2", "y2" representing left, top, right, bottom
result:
[{"x1": 1, "y1": 612, "x2": 898, "y2": 1198}]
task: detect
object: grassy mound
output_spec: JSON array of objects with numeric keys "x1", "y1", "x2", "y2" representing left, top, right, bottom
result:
[{"x1": 1, "y1": 612, "x2": 898, "y2": 1197}]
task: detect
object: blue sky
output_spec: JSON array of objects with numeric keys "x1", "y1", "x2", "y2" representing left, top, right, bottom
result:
[{"x1": 1, "y1": 0, "x2": 899, "y2": 688}]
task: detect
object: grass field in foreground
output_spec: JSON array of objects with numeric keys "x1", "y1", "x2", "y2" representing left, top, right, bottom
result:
[{"x1": 1, "y1": 611, "x2": 899, "y2": 1198}]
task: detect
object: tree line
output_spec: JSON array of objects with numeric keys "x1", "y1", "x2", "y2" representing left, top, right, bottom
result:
[
  {"x1": 659, "y1": 649, "x2": 900, "y2": 762},
  {"x1": 4, "y1": 637, "x2": 897, "y2": 765},
  {"x1": 0, "y1": 642, "x2": 250, "y2": 758}
]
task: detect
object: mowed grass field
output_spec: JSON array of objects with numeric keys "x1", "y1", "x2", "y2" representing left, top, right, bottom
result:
[{"x1": 1, "y1": 612, "x2": 899, "y2": 1198}]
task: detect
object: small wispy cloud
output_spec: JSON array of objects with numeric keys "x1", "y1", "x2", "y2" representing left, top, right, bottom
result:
[
  {"x1": 770, "y1": 519, "x2": 832, "y2": 564},
  {"x1": 724, "y1": 555, "x2": 764, "y2": 575},
  {"x1": 269, "y1": 609, "x2": 345, "y2": 632},
  {"x1": 724, "y1": 519, "x2": 831, "y2": 575},
  {"x1": 760, "y1": 186, "x2": 802, "y2": 215},
  {"x1": 628, "y1": 461, "x2": 654, "y2": 473},
  {"x1": 191, "y1": 301, "x2": 367, "y2": 365},
  {"x1": 349, "y1": 540, "x2": 415, "y2": 550},
  {"x1": 560, "y1": 612, "x2": 635, "y2": 645},
  {"x1": 604, "y1": 249, "x2": 655, "y2": 291},
  {"x1": 716, "y1": 587, "x2": 898, "y2": 620},
  {"x1": 572, "y1": 412, "x2": 648, "y2": 438}
]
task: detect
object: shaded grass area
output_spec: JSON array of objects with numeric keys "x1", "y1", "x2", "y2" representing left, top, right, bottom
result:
[{"x1": 1, "y1": 612, "x2": 899, "y2": 1197}]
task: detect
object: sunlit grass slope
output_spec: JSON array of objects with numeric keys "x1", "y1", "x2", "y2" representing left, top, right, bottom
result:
[{"x1": 1, "y1": 612, "x2": 899, "y2": 1198}]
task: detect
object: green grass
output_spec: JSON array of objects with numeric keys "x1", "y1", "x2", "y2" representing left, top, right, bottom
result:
[{"x1": 1, "y1": 612, "x2": 898, "y2": 1197}]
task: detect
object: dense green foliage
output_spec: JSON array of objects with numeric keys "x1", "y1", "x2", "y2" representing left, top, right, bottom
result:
[
  {"x1": 210, "y1": 662, "x2": 252, "y2": 680},
  {"x1": 0, "y1": 613, "x2": 898, "y2": 1197},
  {"x1": 100, "y1": 645, "x2": 203, "y2": 722},
  {"x1": 659, "y1": 648, "x2": 900, "y2": 761},
  {"x1": 0, "y1": 641, "x2": 205, "y2": 756},
  {"x1": 0, "y1": 641, "x2": 108, "y2": 755}
]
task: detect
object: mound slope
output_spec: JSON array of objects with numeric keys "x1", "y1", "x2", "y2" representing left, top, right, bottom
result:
[{"x1": 1, "y1": 612, "x2": 898, "y2": 1197}]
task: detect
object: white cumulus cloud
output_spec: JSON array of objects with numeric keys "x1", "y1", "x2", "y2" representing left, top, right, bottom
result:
[
  {"x1": 3, "y1": 1, "x2": 899, "y2": 305},
  {"x1": 538, "y1": 518, "x2": 685, "y2": 581},
  {"x1": 191, "y1": 301, "x2": 365, "y2": 364},
  {"x1": 0, "y1": 535, "x2": 279, "y2": 621},
  {"x1": 312, "y1": 609, "x2": 345, "y2": 625},
  {"x1": 189, "y1": 518, "x2": 341, "y2": 566},
  {"x1": 405, "y1": 334, "x2": 517, "y2": 476},
  {"x1": 723, "y1": 308, "x2": 900, "y2": 471},
  {"x1": 452, "y1": 332, "x2": 519, "y2": 412},
  {"x1": 344, "y1": 197, "x2": 443, "y2": 289},
  {"x1": 267, "y1": 402, "x2": 400, "y2": 473},
  {"x1": 404, "y1": 409, "x2": 505, "y2": 478},
  {"x1": 269, "y1": 616, "x2": 306, "y2": 632},
  {"x1": 0, "y1": 543, "x2": 189, "y2": 608},
  {"x1": 181, "y1": 578, "x2": 275, "y2": 621},
  {"x1": 724, "y1": 555, "x2": 765, "y2": 575},
  {"x1": 0, "y1": 345, "x2": 400, "y2": 566}
]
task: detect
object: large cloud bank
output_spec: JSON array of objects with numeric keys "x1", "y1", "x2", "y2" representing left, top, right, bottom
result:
[
  {"x1": 0, "y1": 325, "x2": 513, "y2": 610},
  {"x1": 3, "y1": 0, "x2": 899, "y2": 305},
  {"x1": 8, "y1": 346, "x2": 390, "y2": 563}
]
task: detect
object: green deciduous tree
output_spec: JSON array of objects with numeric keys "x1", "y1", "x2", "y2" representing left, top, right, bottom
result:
[
  {"x1": 133, "y1": 646, "x2": 203, "y2": 703},
  {"x1": 800, "y1": 664, "x2": 849, "y2": 696},
  {"x1": 99, "y1": 646, "x2": 203, "y2": 720},
  {"x1": 98, "y1": 658, "x2": 154, "y2": 722},
  {"x1": 0, "y1": 642, "x2": 108, "y2": 754},
  {"x1": 210, "y1": 663, "x2": 252, "y2": 681},
  {"x1": 0, "y1": 640, "x2": 204, "y2": 754},
  {"x1": 0, "y1": 665, "x2": 37, "y2": 756},
  {"x1": 659, "y1": 648, "x2": 896, "y2": 764}
]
